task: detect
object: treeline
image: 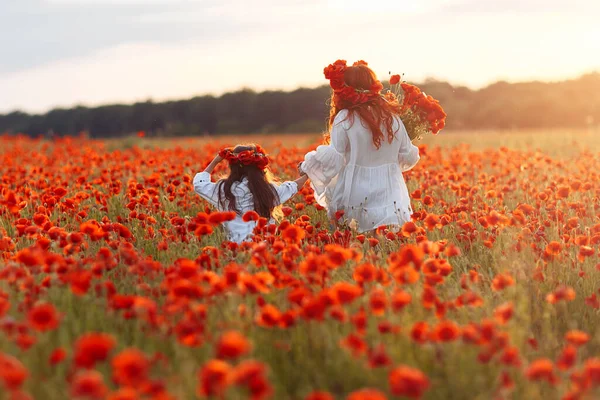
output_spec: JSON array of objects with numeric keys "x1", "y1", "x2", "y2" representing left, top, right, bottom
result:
[{"x1": 2, "y1": 73, "x2": 600, "y2": 138}]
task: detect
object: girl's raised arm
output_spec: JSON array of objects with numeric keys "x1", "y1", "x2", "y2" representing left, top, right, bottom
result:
[
  {"x1": 203, "y1": 154, "x2": 223, "y2": 174},
  {"x1": 192, "y1": 154, "x2": 223, "y2": 208}
]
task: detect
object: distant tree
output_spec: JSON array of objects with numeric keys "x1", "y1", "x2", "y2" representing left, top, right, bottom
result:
[{"x1": 1, "y1": 74, "x2": 599, "y2": 138}]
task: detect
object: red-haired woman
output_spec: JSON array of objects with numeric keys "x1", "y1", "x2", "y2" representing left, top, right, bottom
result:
[{"x1": 300, "y1": 60, "x2": 420, "y2": 233}]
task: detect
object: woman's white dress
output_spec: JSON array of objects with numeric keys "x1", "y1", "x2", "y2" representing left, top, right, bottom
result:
[
  {"x1": 301, "y1": 109, "x2": 420, "y2": 232},
  {"x1": 193, "y1": 172, "x2": 298, "y2": 243}
]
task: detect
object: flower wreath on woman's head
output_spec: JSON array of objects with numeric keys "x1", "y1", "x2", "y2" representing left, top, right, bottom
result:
[
  {"x1": 324, "y1": 59, "x2": 384, "y2": 106},
  {"x1": 219, "y1": 145, "x2": 270, "y2": 170}
]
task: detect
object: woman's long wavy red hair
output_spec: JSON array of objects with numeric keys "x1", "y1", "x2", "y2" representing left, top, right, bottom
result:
[{"x1": 327, "y1": 65, "x2": 402, "y2": 148}]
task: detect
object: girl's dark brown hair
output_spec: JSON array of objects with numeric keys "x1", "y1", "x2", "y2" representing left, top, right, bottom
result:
[{"x1": 217, "y1": 144, "x2": 280, "y2": 219}]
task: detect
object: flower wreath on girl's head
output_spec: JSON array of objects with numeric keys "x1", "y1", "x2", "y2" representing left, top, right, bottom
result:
[
  {"x1": 219, "y1": 145, "x2": 270, "y2": 170},
  {"x1": 324, "y1": 59, "x2": 384, "y2": 106}
]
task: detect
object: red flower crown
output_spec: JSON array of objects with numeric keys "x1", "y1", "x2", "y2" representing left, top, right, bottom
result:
[
  {"x1": 324, "y1": 59, "x2": 383, "y2": 106},
  {"x1": 219, "y1": 146, "x2": 270, "y2": 170}
]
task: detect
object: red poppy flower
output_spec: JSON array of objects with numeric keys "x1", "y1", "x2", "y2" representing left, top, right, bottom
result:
[
  {"x1": 546, "y1": 286, "x2": 576, "y2": 304},
  {"x1": 27, "y1": 303, "x2": 60, "y2": 332},
  {"x1": 215, "y1": 330, "x2": 252, "y2": 360},
  {"x1": 493, "y1": 302, "x2": 514, "y2": 325},
  {"x1": 243, "y1": 211, "x2": 260, "y2": 222},
  {"x1": 306, "y1": 391, "x2": 334, "y2": 400},
  {"x1": 565, "y1": 330, "x2": 590, "y2": 346},
  {"x1": 525, "y1": 359, "x2": 558, "y2": 384},
  {"x1": 432, "y1": 320, "x2": 460, "y2": 342},
  {"x1": 331, "y1": 282, "x2": 363, "y2": 305},
  {"x1": 557, "y1": 345, "x2": 577, "y2": 371},
  {"x1": 410, "y1": 322, "x2": 429, "y2": 344},
  {"x1": 281, "y1": 225, "x2": 305, "y2": 244},
  {"x1": 340, "y1": 333, "x2": 367, "y2": 357},
  {"x1": 106, "y1": 387, "x2": 139, "y2": 400},
  {"x1": 70, "y1": 371, "x2": 108, "y2": 399},
  {"x1": 197, "y1": 359, "x2": 231, "y2": 398},
  {"x1": 256, "y1": 305, "x2": 282, "y2": 328},
  {"x1": 111, "y1": 348, "x2": 150, "y2": 386},
  {"x1": 388, "y1": 365, "x2": 430, "y2": 399},
  {"x1": 391, "y1": 290, "x2": 412, "y2": 312},
  {"x1": 0, "y1": 353, "x2": 28, "y2": 390},
  {"x1": 368, "y1": 238, "x2": 379, "y2": 247},
  {"x1": 49, "y1": 348, "x2": 67, "y2": 366},
  {"x1": 229, "y1": 360, "x2": 272, "y2": 399},
  {"x1": 499, "y1": 346, "x2": 522, "y2": 368},
  {"x1": 369, "y1": 289, "x2": 387, "y2": 316},
  {"x1": 367, "y1": 344, "x2": 392, "y2": 368},
  {"x1": 74, "y1": 333, "x2": 116, "y2": 369},
  {"x1": 491, "y1": 273, "x2": 515, "y2": 291}
]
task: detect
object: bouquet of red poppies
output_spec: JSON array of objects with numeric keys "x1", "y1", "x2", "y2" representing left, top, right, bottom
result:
[{"x1": 388, "y1": 74, "x2": 447, "y2": 141}]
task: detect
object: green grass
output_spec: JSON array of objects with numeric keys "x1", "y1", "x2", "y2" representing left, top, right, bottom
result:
[{"x1": 1, "y1": 130, "x2": 599, "y2": 400}]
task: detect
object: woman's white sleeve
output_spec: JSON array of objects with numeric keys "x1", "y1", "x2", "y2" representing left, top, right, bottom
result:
[
  {"x1": 274, "y1": 181, "x2": 299, "y2": 204},
  {"x1": 193, "y1": 172, "x2": 220, "y2": 208},
  {"x1": 397, "y1": 119, "x2": 420, "y2": 171},
  {"x1": 301, "y1": 113, "x2": 348, "y2": 196}
]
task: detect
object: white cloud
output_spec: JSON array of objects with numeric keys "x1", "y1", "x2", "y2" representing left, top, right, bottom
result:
[
  {"x1": 327, "y1": 0, "x2": 459, "y2": 14},
  {"x1": 44, "y1": 0, "x2": 201, "y2": 4},
  {"x1": 1, "y1": 0, "x2": 599, "y2": 112}
]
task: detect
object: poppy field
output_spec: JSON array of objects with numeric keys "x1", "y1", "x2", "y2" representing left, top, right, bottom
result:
[{"x1": 1, "y1": 130, "x2": 599, "y2": 400}]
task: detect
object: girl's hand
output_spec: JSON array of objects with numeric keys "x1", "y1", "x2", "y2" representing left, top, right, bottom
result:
[
  {"x1": 295, "y1": 174, "x2": 309, "y2": 188},
  {"x1": 297, "y1": 162, "x2": 304, "y2": 175},
  {"x1": 204, "y1": 154, "x2": 224, "y2": 174}
]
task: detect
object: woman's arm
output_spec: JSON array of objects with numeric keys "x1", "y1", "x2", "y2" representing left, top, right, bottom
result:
[
  {"x1": 300, "y1": 112, "x2": 349, "y2": 196},
  {"x1": 397, "y1": 119, "x2": 420, "y2": 171}
]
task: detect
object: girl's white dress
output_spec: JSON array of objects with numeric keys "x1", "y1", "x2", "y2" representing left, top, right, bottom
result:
[
  {"x1": 193, "y1": 172, "x2": 298, "y2": 243},
  {"x1": 301, "y1": 109, "x2": 420, "y2": 232}
]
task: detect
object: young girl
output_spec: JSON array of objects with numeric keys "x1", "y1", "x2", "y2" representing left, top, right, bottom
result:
[
  {"x1": 193, "y1": 144, "x2": 308, "y2": 243},
  {"x1": 299, "y1": 60, "x2": 420, "y2": 233}
]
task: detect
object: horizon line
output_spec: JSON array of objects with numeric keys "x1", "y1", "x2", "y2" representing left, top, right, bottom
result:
[{"x1": 2, "y1": 70, "x2": 599, "y2": 117}]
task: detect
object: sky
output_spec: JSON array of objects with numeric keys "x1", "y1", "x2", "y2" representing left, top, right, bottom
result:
[{"x1": 1, "y1": 0, "x2": 599, "y2": 113}]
